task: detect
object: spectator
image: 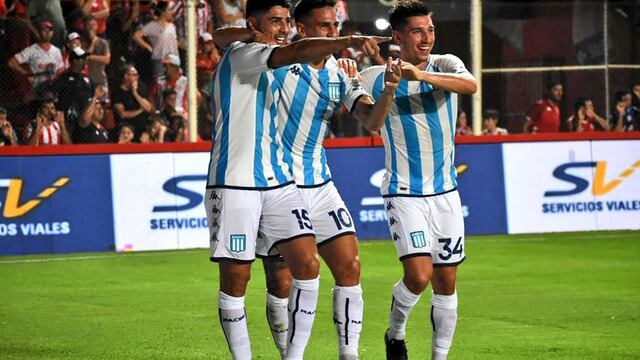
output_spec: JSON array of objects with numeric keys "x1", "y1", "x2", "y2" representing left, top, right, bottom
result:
[
  {"x1": 150, "y1": 54, "x2": 188, "y2": 116},
  {"x1": 83, "y1": 15, "x2": 110, "y2": 90},
  {"x1": 25, "y1": 96, "x2": 72, "y2": 145},
  {"x1": 52, "y1": 47, "x2": 94, "y2": 127},
  {"x1": 173, "y1": 0, "x2": 213, "y2": 48},
  {"x1": 214, "y1": 0, "x2": 246, "y2": 28},
  {"x1": 117, "y1": 123, "x2": 135, "y2": 144},
  {"x1": 524, "y1": 81, "x2": 563, "y2": 133},
  {"x1": 73, "y1": 86, "x2": 110, "y2": 143},
  {"x1": 145, "y1": 115, "x2": 166, "y2": 143},
  {"x1": 455, "y1": 110, "x2": 472, "y2": 136},
  {"x1": 565, "y1": 97, "x2": 608, "y2": 132},
  {"x1": 74, "y1": 0, "x2": 109, "y2": 36},
  {"x1": 8, "y1": 21, "x2": 64, "y2": 95},
  {"x1": 632, "y1": 82, "x2": 640, "y2": 124},
  {"x1": 62, "y1": 32, "x2": 83, "y2": 69},
  {"x1": 105, "y1": 0, "x2": 140, "y2": 89},
  {"x1": 482, "y1": 109, "x2": 508, "y2": 135},
  {"x1": 0, "y1": 106, "x2": 19, "y2": 146},
  {"x1": 26, "y1": 0, "x2": 66, "y2": 47},
  {"x1": 132, "y1": 1, "x2": 179, "y2": 79},
  {"x1": 165, "y1": 114, "x2": 186, "y2": 142},
  {"x1": 112, "y1": 64, "x2": 154, "y2": 136},
  {"x1": 195, "y1": 32, "x2": 219, "y2": 91},
  {"x1": 158, "y1": 88, "x2": 178, "y2": 122},
  {"x1": 610, "y1": 90, "x2": 639, "y2": 131}
]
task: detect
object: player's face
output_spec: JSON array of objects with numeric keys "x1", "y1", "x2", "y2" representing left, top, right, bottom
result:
[
  {"x1": 393, "y1": 15, "x2": 435, "y2": 65},
  {"x1": 252, "y1": 6, "x2": 291, "y2": 45},
  {"x1": 297, "y1": 6, "x2": 339, "y2": 38}
]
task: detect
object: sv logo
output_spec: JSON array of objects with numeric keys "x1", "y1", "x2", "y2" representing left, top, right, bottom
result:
[
  {"x1": 544, "y1": 160, "x2": 640, "y2": 197},
  {"x1": 0, "y1": 178, "x2": 70, "y2": 218}
]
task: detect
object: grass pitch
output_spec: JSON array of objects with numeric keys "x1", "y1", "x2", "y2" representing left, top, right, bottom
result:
[{"x1": 1, "y1": 231, "x2": 639, "y2": 360}]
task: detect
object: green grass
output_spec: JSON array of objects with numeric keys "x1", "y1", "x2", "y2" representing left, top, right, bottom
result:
[{"x1": 1, "y1": 231, "x2": 639, "y2": 360}]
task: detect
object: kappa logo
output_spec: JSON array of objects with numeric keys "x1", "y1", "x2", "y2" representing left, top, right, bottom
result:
[
  {"x1": 392, "y1": 232, "x2": 401, "y2": 241},
  {"x1": 0, "y1": 177, "x2": 69, "y2": 219},
  {"x1": 389, "y1": 217, "x2": 397, "y2": 225},
  {"x1": 385, "y1": 202, "x2": 395, "y2": 211},
  {"x1": 210, "y1": 191, "x2": 221, "y2": 200},
  {"x1": 229, "y1": 234, "x2": 247, "y2": 252},
  {"x1": 289, "y1": 65, "x2": 302, "y2": 76}
]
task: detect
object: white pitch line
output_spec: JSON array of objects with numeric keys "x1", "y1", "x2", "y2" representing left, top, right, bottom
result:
[{"x1": 0, "y1": 249, "x2": 204, "y2": 265}]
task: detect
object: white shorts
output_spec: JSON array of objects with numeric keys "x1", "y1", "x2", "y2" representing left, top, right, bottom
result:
[
  {"x1": 205, "y1": 184, "x2": 315, "y2": 263},
  {"x1": 298, "y1": 181, "x2": 356, "y2": 246},
  {"x1": 384, "y1": 190, "x2": 466, "y2": 266}
]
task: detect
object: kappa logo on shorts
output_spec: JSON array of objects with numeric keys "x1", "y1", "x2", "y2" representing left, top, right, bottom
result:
[
  {"x1": 385, "y1": 201, "x2": 395, "y2": 211},
  {"x1": 392, "y1": 232, "x2": 401, "y2": 241},
  {"x1": 389, "y1": 217, "x2": 397, "y2": 225},
  {"x1": 229, "y1": 234, "x2": 247, "y2": 252},
  {"x1": 410, "y1": 231, "x2": 427, "y2": 248}
]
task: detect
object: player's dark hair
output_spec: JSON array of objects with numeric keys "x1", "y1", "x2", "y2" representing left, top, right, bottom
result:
[
  {"x1": 294, "y1": 0, "x2": 336, "y2": 22},
  {"x1": 389, "y1": 0, "x2": 432, "y2": 31},
  {"x1": 246, "y1": 0, "x2": 291, "y2": 19},
  {"x1": 545, "y1": 80, "x2": 562, "y2": 92}
]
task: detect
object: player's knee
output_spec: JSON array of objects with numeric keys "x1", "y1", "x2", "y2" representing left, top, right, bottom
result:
[
  {"x1": 289, "y1": 255, "x2": 320, "y2": 280},
  {"x1": 335, "y1": 257, "x2": 360, "y2": 285},
  {"x1": 403, "y1": 272, "x2": 431, "y2": 294},
  {"x1": 266, "y1": 272, "x2": 292, "y2": 298}
]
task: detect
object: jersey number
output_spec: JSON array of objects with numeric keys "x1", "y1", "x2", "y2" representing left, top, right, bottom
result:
[
  {"x1": 438, "y1": 237, "x2": 463, "y2": 261},
  {"x1": 328, "y1": 208, "x2": 353, "y2": 230},
  {"x1": 291, "y1": 209, "x2": 312, "y2": 230}
]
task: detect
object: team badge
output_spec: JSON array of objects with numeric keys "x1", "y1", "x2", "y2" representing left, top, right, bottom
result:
[
  {"x1": 328, "y1": 82, "x2": 341, "y2": 101},
  {"x1": 229, "y1": 234, "x2": 247, "y2": 252},
  {"x1": 410, "y1": 231, "x2": 427, "y2": 248}
]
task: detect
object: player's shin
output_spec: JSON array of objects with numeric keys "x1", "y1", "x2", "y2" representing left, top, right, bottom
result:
[
  {"x1": 285, "y1": 277, "x2": 320, "y2": 360},
  {"x1": 332, "y1": 285, "x2": 363, "y2": 359},
  {"x1": 430, "y1": 291, "x2": 458, "y2": 360},
  {"x1": 218, "y1": 291, "x2": 252, "y2": 359},
  {"x1": 266, "y1": 292, "x2": 289, "y2": 358},
  {"x1": 388, "y1": 280, "x2": 422, "y2": 340}
]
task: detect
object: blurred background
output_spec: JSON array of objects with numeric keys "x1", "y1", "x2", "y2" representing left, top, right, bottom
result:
[{"x1": 0, "y1": 0, "x2": 638, "y2": 144}]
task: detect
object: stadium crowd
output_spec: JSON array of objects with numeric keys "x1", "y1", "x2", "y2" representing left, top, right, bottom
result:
[{"x1": 0, "y1": 0, "x2": 639, "y2": 146}]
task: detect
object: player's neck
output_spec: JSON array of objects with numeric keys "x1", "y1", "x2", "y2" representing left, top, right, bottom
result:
[{"x1": 309, "y1": 58, "x2": 326, "y2": 70}]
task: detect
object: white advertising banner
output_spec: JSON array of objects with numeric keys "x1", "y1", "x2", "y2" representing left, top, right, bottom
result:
[
  {"x1": 111, "y1": 153, "x2": 210, "y2": 251},
  {"x1": 503, "y1": 140, "x2": 640, "y2": 234}
]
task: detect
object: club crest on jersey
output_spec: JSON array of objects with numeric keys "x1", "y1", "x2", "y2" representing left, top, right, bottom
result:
[
  {"x1": 229, "y1": 234, "x2": 246, "y2": 252},
  {"x1": 328, "y1": 82, "x2": 341, "y2": 101},
  {"x1": 410, "y1": 231, "x2": 427, "y2": 248}
]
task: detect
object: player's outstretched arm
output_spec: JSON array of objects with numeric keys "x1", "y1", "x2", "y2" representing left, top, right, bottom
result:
[
  {"x1": 269, "y1": 35, "x2": 390, "y2": 69},
  {"x1": 401, "y1": 62, "x2": 477, "y2": 95},
  {"x1": 349, "y1": 57, "x2": 401, "y2": 132},
  {"x1": 212, "y1": 27, "x2": 256, "y2": 49}
]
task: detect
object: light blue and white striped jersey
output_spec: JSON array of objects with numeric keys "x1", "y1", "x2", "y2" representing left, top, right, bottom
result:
[
  {"x1": 273, "y1": 56, "x2": 369, "y2": 186},
  {"x1": 360, "y1": 54, "x2": 470, "y2": 196},
  {"x1": 207, "y1": 41, "x2": 292, "y2": 189}
]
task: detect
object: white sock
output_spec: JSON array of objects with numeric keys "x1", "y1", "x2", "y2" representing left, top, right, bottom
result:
[
  {"x1": 388, "y1": 280, "x2": 421, "y2": 340},
  {"x1": 285, "y1": 277, "x2": 320, "y2": 360},
  {"x1": 266, "y1": 292, "x2": 289, "y2": 358},
  {"x1": 332, "y1": 284, "x2": 363, "y2": 358},
  {"x1": 218, "y1": 291, "x2": 251, "y2": 360},
  {"x1": 431, "y1": 291, "x2": 458, "y2": 360}
]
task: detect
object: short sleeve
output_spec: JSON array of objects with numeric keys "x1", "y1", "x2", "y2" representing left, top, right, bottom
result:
[
  {"x1": 435, "y1": 54, "x2": 471, "y2": 75},
  {"x1": 227, "y1": 41, "x2": 279, "y2": 75},
  {"x1": 141, "y1": 22, "x2": 154, "y2": 37},
  {"x1": 14, "y1": 46, "x2": 32, "y2": 64},
  {"x1": 53, "y1": 48, "x2": 64, "y2": 72},
  {"x1": 359, "y1": 66, "x2": 384, "y2": 97}
]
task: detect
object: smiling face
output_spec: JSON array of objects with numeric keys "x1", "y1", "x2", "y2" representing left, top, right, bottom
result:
[
  {"x1": 296, "y1": 6, "x2": 339, "y2": 38},
  {"x1": 248, "y1": 6, "x2": 291, "y2": 45},
  {"x1": 393, "y1": 15, "x2": 434, "y2": 66}
]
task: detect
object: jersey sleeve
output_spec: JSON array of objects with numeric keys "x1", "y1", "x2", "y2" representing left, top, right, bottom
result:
[
  {"x1": 53, "y1": 48, "x2": 64, "y2": 73},
  {"x1": 14, "y1": 46, "x2": 32, "y2": 64},
  {"x1": 436, "y1": 54, "x2": 472, "y2": 75},
  {"x1": 358, "y1": 66, "x2": 384, "y2": 98},
  {"x1": 227, "y1": 41, "x2": 279, "y2": 75}
]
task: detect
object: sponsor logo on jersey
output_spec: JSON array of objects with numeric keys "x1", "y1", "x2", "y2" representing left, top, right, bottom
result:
[{"x1": 328, "y1": 82, "x2": 341, "y2": 101}]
